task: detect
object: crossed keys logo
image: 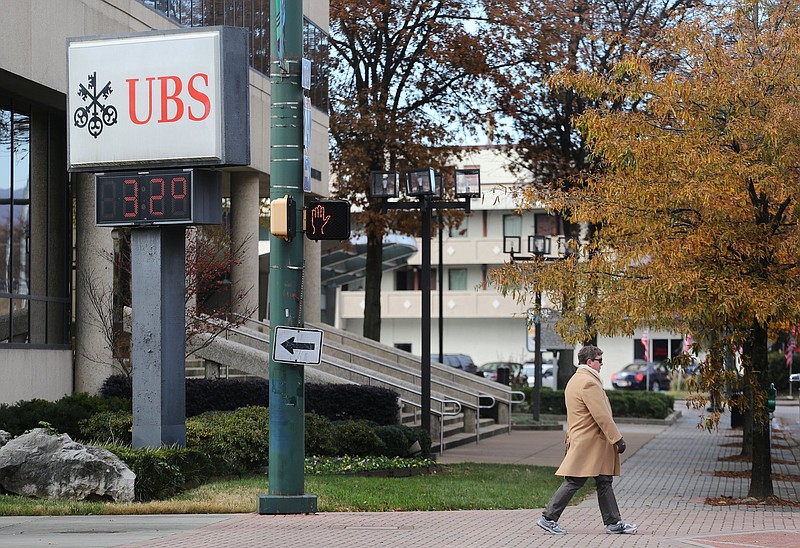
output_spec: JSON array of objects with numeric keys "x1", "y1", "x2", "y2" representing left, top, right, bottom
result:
[{"x1": 74, "y1": 72, "x2": 118, "y2": 138}]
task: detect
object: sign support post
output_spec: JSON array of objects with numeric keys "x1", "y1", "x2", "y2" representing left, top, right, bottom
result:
[
  {"x1": 257, "y1": 0, "x2": 317, "y2": 514},
  {"x1": 131, "y1": 227, "x2": 186, "y2": 447}
]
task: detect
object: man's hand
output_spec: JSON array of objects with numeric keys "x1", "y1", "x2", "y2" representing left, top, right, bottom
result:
[{"x1": 616, "y1": 439, "x2": 626, "y2": 454}]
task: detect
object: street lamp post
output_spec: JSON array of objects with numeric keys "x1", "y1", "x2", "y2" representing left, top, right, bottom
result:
[
  {"x1": 370, "y1": 168, "x2": 478, "y2": 437},
  {"x1": 503, "y1": 234, "x2": 551, "y2": 422}
]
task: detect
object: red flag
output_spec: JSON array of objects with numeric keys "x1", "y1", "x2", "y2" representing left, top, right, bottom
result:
[{"x1": 642, "y1": 328, "x2": 650, "y2": 361}]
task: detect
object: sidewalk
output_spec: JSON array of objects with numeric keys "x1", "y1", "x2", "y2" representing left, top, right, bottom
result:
[{"x1": 0, "y1": 402, "x2": 797, "y2": 547}]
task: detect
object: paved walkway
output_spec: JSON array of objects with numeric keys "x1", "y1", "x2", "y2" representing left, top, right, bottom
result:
[{"x1": 0, "y1": 402, "x2": 798, "y2": 547}]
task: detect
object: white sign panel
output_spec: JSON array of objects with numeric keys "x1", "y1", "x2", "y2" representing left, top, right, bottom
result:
[
  {"x1": 273, "y1": 326, "x2": 324, "y2": 364},
  {"x1": 67, "y1": 27, "x2": 249, "y2": 171}
]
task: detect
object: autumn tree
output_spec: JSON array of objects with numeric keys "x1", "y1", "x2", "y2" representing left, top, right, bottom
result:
[
  {"x1": 492, "y1": 0, "x2": 800, "y2": 499},
  {"x1": 328, "y1": 0, "x2": 497, "y2": 341},
  {"x1": 485, "y1": 0, "x2": 701, "y2": 387}
]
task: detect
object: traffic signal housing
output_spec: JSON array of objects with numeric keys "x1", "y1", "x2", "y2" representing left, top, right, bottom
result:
[{"x1": 270, "y1": 195, "x2": 296, "y2": 241}]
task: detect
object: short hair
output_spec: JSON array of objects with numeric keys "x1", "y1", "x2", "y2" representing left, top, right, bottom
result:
[{"x1": 578, "y1": 345, "x2": 603, "y2": 364}]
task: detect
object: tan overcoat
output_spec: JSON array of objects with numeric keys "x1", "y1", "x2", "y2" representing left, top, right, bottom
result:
[{"x1": 555, "y1": 367, "x2": 623, "y2": 477}]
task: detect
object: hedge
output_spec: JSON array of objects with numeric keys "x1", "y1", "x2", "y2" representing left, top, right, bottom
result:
[
  {"x1": 521, "y1": 387, "x2": 675, "y2": 420},
  {"x1": 99, "y1": 375, "x2": 400, "y2": 425}
]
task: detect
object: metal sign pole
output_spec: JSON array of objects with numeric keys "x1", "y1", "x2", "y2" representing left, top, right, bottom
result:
[{"x1": 258, "y1": 0, "x2": 317, "y2": 514}]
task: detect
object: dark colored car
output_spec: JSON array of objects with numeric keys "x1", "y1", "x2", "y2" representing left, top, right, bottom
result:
[
  {"x1": 432, "y1": 353, "x2": 479, "y2": 375},
  {"x1": 611, "y1": 361, "x2": 671, "y2": 391},
  {"x1": 478, "y1": 361, "x2": 526, "y2": 384}
]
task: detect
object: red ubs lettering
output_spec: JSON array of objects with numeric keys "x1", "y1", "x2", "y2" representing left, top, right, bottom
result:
[{"x1": 126, "y1": 74, "x2": 211, "y2": 125}]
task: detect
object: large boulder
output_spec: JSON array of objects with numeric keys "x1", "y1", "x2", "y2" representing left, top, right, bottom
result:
[{"x1": 0, "y1": 428, "x2": 135, "y2": 502}]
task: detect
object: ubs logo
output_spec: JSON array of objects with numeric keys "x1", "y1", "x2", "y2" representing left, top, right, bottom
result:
[{"x1": 74, "y1": 72, "x2": 118, "y2": 138}]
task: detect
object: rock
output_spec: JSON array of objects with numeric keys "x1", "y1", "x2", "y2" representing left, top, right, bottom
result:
[
  {"x1": 0, "y1": 430, "x2": 11, "y2": 448},
  {"x1": 0, "y1": 428, "x2": 135, "y2": 502}
]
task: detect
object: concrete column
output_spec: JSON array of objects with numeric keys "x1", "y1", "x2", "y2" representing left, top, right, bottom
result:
[
  {"x1": 304, "y1": 238, "x2": 321, "y2": 323},
  {"x1": 74, "y1": 171, "x2": 117, "y2": 394},
  {"x1": 230, "y1": 171, "x2": 260, "y2": 319}
]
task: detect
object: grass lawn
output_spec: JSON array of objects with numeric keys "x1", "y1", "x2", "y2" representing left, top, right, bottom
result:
[{"x1": 0, "y1": 463, "x2": 595, "y2": 515}]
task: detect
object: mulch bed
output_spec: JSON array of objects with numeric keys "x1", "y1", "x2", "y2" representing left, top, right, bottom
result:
[
  {"x1": 706, "y1": 495, "x2": 800, "y2": 507},
  {"x1": 713, "y1": 470, "x2": 800, "y2": 482},
  {"x1": 719, "y1": 442, "x2": 790, "y2": 449},
  {"x1": 718, "y1": 454, "x2": 795, "y2": 465}
]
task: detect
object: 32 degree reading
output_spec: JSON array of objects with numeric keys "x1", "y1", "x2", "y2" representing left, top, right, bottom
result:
[{"x1": 96, "y1": 170, "x2": 194, "y2": 226}]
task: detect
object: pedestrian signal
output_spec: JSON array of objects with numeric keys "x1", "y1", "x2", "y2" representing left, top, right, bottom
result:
[{"x1": 305, "y1": 200, "x2": 351, "y2": 241}]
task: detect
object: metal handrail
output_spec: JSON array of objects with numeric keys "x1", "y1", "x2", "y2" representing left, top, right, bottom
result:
[
  {"x1": 206, "y1": 313, "x2": 511, "y2": 451},
  {"x1": 509, "y1": 390, "x2": 527, "y2": 404},
  {"x1": 223, "y1": 313, "x2": 494, "y2": 411}
]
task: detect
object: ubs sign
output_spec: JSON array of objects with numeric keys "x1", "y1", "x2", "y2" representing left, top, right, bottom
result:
[{"x1": 67, "y1": 26, "x2": 249, "y2": 171}]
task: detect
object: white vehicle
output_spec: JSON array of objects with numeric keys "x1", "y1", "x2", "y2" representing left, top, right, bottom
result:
[
  {"x1": 522, "y1": 362, "x2": 555, "y2": 389},
  {"x1": 790, "y1": 372, "x2": 800, "y2": 385}
]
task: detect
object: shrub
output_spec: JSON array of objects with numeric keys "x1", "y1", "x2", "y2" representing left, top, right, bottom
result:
[
  {"x1": 373, "y1": 425, "x2": 413, "y2": 457},
  {"x1": 526, "y1": 387, "x2": 674, "y2": 419},
  {"x1": 305, "y1": 413, "x2": 339, "y2": 456},
  {"x1": 186, "y1": 406, "x2": 269, "y2": 474},
  {"x1": 98, "y1": 375, "x2": 402, "y2": 425},
  {"x1": 306, "y1": 384, "x2": 399, "y2": 425},
  {"x1": 407, "y1": 426, "x2": 432, "y2": 458},
  {"x1": 107, "y1": 444, "x2": 212, "y2": 501},
  {"x1": 99, "y1": 375, "x2": 133, "y2": 399},
  {"x1": 0, "y1": 393, "x2": 128, "y2": 438},
  {"x1": 185, "y1": 377, "x2": 268, "y2": 417},
  {"x1": 79, "y1": 410, "x2": 133, "y2": 445},
  {"x1": 334, "y1": 420, "x2": 386, "y2": 456}
]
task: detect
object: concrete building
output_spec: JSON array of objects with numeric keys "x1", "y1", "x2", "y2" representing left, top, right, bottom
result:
[
  {"x1": 0, "y1": 0, "x2": 330, "y2": 404},
  {"x1": 332, "y1": 146, "x2": 686, "y2": 388}
]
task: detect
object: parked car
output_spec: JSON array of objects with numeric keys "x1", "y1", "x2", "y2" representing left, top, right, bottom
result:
[
  {"x1": 478, "y1": 361, "x2": 526, "y2": 384},
  {"x1": 522, "y1": 363, "x2": 555, "y2": 389},
  {"x1": 790, "y1": 372, "x2": 800, "y2": 387},
  {"x1": 611, "y1": 361, "x2": 671, "y2": 391},
  {"x1": 432, "y1": 353, "x2": 479, "y2": 375}
]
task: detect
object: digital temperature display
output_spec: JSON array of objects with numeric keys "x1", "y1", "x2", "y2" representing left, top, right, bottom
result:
[{"x1": 95, "y1": 169, "x2": 221, "y2": 227}]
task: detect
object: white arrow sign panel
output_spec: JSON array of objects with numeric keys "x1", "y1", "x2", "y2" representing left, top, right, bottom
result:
[{"x1": 272, "y1": 326, "x2": 323, "y2": 364}]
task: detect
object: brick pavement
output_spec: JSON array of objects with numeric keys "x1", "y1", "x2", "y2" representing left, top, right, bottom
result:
[{"x1": 0, "y1": 402, "x2": 797, "y2": 547}]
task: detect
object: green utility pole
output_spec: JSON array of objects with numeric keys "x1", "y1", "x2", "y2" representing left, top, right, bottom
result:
[{"x1": 257, "y1": 0, "x2": 317, "y2": 514}]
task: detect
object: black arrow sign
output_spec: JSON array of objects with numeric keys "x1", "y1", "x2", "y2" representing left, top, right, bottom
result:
[{"x1": 281, "y1": 336, "x2": 315, "y2": 354}]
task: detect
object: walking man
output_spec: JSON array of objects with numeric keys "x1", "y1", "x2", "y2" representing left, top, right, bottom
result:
[{"x1": 536, "y1": 345, "x2": 638, "y2": 535}]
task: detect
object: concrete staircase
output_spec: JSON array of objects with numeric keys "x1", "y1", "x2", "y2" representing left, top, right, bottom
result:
[{"x1": 189, "y1": 317, "x2": 522, "y2": 453}]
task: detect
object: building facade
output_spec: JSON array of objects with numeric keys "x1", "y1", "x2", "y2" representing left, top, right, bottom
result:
[
  {"x1": 333, "y1": 147, "x2": 685, "y2": 388},
  {"x1": 0, "y1": 0, "x2": 330, "y2": 404}
]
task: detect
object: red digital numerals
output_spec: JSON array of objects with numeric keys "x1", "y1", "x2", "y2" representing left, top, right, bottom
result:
[
  {"x1": 120, "y1": 176, "x2": 188, "y2": 218},
  {"x1": 123, "y1": 178, "x2": 138, "y2": 218}
]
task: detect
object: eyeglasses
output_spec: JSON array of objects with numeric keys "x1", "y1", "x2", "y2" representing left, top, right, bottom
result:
[{"x1": 592, "y1": 357, "x2": 603, "y2": 363}]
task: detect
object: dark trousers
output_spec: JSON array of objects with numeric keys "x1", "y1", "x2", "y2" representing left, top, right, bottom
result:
[{"x1": 543, "y1": 475, "x2": 621, "y2": 526}]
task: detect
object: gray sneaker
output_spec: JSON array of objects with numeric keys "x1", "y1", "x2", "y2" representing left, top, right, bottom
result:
[
  {"x1": 606, "y1": 520, "x2": 638, "y2": 534},
  {"x1": 537, "y1": 515, "x2": 567, "y2": 535}
]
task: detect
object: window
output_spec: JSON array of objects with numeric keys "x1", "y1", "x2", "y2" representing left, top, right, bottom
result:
[
  {"x1": 535, "y1": 213, "x2": 560, "y2": 236},
  {"x1": 503, "y1": 214, "x2": 522, "y2": 237},
  {"x1": 635, "y1": 337, "x2": 684, "y2": 362},
  {"x1": 142, "y1": 1, "x2": 330, "y2": 112},
  {"x1": 448, "y1": 268, "x2": 467, "y2": 291},
  {"x1": 0, "y1": 105, "x2": 30, "y2": 342},
  {"x1": 0, "y1": 96, "x2": 70, "y2": 346}
]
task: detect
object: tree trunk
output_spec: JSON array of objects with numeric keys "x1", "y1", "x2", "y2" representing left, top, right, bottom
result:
[
  {"x1": 363, "y1": 229, "x2": 383, "y2": 341},
  {"x1": 747, "y1": 319, "x2": 773, "y2": 499}
]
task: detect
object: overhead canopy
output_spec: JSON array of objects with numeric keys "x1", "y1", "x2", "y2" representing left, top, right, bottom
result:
[{"x1": 259, "y1": 233, "x2": 418, "y2": 287}]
